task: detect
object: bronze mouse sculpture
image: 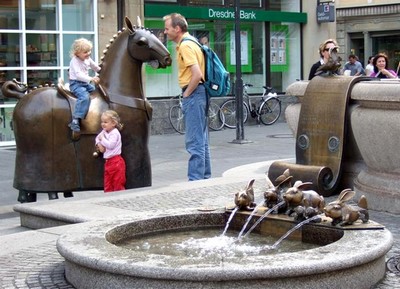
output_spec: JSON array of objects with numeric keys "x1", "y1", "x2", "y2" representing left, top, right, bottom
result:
[
  {"x1": 263, "y1": 169, "x2": 292, "y2": 213},
  {"x1": 234, "y1": 179, "x2": 256, "y2": 211},
  {"x1": 283, "y1": 180, "x2": 325, "y2": 218},
  {"x1": 324, "y1": 189, "x2": 369, "y2": 226},
  {"x1": 292, "y1": 205, "x2": 321, "y2": 222}
]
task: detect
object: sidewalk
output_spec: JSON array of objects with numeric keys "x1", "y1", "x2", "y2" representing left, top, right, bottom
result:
[{"x1": 0, "y1": 123, "x2": 399, "y2": 288}]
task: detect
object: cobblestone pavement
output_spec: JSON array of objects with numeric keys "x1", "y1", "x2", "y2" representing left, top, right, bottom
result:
[{"x1": 0, "y1": 242, "x2": 73, "y2": 289}]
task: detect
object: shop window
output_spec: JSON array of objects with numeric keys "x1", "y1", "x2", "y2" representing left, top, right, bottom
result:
[
  {"x1": 226, "y1": 0, "x2": 261, "y2": 8},
  {"x1": 0, "y1": 104, "x2": 16, "y2": 142},
  {"x1": 0, "y1": 33, "x2": 19, "y2": 68},
  {"x1": 63, "y1": 0, "x2": 94, "y2": 31},
  {"x1": 146, "y1": 0, "x2": 177, "y2": 2},
  {"x1": 26, "y1": 0, "x2": 57, "y2": 30},
  {"x1": 0, "y1": 2, "x2": 19, "y2": 29},
  {"x1": 372, "y1": 35, "x2": 400, "y2": 71},
  {"x1": 0, "y1": 1, "x2": 96, "y2": 88},
  {"x1": 187, "y1": 0, "x2": 225, "y2": 6},
  {"x1": 0, "y1": 0, "x2": 96, "y2": 145}
]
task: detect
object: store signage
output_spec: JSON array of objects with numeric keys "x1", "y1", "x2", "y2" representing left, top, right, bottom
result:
[
  {"x1": 208, "y1": 9, "x2": 256, "y2": 20},
  {"x1": 317, "y1": 3, "x2": 335, "y2": 23},
  {"x1": 145, "y1": 4, "x2": 307, "y2": 24}
]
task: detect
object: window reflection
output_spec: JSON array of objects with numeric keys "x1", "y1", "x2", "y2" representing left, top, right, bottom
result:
[
  {"x1": 0, "y1": 2, "x2": 19, "y2": 29},
  {"x1": 25, "y1": 0, "x2": 57, "y2": 30},
  {"x1": 62, "y1": 0, "x2": 94, "y2": 31},
  {"x1": 0, "y1": 33, "x2": 19, "y2": 67},
  {"x1": 27, "y1": 69, "x2": 57, "y2": 87}
]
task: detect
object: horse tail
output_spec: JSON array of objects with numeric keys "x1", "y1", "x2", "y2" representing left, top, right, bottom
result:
[{"x1": 1, "y1": 79, "x2": 28, "y2": 100}]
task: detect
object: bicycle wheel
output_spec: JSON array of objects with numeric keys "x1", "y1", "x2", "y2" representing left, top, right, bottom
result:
[
  {"x1": 169, "y1": 104, "x2": 185, "y2": 134},
  {"x1": 220, "y1": 99, "x2": 248, "y2": 129},
  {"x1": 259, "y1": 97, "x2": 281, "y2": 125},
  {"x1": 208, "y1": 102, "x2": 225, "y2": 131}
]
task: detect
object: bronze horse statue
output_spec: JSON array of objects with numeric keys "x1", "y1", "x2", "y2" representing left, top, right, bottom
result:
[{"x1": 1, "y1": 16, "x2": 172, "y2": 202}]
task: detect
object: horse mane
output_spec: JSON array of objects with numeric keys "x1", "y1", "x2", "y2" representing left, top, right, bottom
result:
[
  {"x1": 99, "y1": 25, "x2": 155, "y2": 66},
  {"x1": 99, "y1": 28, "x2": 125, "y2": 66}
]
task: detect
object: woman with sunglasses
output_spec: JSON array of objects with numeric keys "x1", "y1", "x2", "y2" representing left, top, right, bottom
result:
[{"x1": 308, "y1": 39, "x2": 339, "y2": 80}]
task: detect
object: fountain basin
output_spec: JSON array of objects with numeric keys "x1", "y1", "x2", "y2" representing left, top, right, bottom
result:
[{"x1": 57, "y1": 210, "x2": 392, "y2": 289}]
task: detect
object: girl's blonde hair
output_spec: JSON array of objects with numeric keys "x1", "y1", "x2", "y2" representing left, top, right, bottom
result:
[
  {"x1": 102, "y1": 110, "x2": 124, "y2": 131},
  {"x1": 70, "y1": 38, "x2": 93, "y2": 58}
]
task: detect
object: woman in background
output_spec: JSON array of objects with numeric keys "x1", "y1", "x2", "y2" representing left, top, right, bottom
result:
[
  {"x1": 370, "y1": 53, "x2": 397, "y2": 79},
  {"x1": 365, "y1": 56, "x2": 374, "y2": 76}
]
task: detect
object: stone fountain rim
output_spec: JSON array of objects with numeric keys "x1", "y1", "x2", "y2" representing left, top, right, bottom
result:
[
  {"x1": 286, "y1": 78, "x2": 400, "y2": 102},
  {"x1": 56, "y1": 210, "x2": 393, "y2": 282}
]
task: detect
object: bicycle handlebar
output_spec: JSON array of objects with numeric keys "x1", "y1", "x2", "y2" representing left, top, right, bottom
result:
[
  {"x1": 243, "y1": 83, "x2": 275, "y2": 94},
  {"x1": 170, "y1": 93, "x2": 183, "y2": 100}
]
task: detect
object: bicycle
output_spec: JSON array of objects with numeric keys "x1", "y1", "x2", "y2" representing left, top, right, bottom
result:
[
  {"x1": 220, "y1": 83, "x2": 281, "y2": 128},
  {"x1": 169, "y1": 94, "x2": 226, "y2": 134}
]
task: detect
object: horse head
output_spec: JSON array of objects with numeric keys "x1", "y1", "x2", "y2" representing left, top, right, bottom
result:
[{"x1": 125, "y1": 16, "x2": 172, "y2": 69}]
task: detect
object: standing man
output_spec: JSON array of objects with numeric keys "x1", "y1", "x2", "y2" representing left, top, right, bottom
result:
[{"x1": 163, "y1": 13, "x2": 211, "y2": 181}]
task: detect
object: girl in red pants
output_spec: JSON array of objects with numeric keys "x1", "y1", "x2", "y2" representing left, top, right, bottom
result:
[{"x1": 95, "y1": 110, "x2": 126, "y2": 192}]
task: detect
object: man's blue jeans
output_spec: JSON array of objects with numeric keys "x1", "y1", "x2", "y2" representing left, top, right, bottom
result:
[
  {"x1": 69, "y1": 80, "x2": 95, "y2": 119},
  {"x1": 182, "y1": 84, "x2": 211, "y2": 181}
]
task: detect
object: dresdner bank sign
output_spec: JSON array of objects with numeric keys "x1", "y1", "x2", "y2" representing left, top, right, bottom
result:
[
  {"x1": 144, "y1": 4, "x2": 307, "y2": 24},
  {"x1": 208, "y1": 8, "x2": 256, "y2": 20}
]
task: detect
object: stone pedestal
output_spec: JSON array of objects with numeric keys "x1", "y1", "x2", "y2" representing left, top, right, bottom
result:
[{"x1": 351, "y1": 80, "x2": 400, "y2": 214}]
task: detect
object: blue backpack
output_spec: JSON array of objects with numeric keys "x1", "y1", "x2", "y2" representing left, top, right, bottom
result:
[{"x1": 183, "y1": 37, "x2": 230, "y2": 97}]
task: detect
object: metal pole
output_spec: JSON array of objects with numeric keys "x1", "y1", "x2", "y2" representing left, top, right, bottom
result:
[
  {"x1": 231, "y1": 0, "x2": 249, "y2": 144},
  {"x1": 117, "y1": 0, "x2": 125, "y2": 31}
]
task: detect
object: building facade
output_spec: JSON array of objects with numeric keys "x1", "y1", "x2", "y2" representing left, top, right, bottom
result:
[
  {"x1": 142, "y1": 1, "x2": 305, "y2": 98},
  {"x1": 336, "y1": 1, "x2": 400, "y2": 70},
  {"x1": 301, "y1": 0, "x2": 400, "y2": 78}
]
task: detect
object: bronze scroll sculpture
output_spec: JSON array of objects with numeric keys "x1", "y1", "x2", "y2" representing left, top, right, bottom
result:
[
  {"x1": 1, "y1": 17, "x2": 172, "y2": 202},
  {"x1": 269, "y1": 75, "x2": 373, "y2": 197},
  {"x1": 269, "y1": 47, "x2": 373, "y2": 197}
]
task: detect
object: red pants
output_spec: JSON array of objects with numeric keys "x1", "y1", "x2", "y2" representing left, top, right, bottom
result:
[{"x1": 104, "y1": 155, "x2": 126, "y2": 193}]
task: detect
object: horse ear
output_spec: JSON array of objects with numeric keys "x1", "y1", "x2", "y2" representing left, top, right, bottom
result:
[
  {"x1": 125, "y1": 16, "x2": 135, "y2": 33},
  {"x1": 137, "y1": 16, "x2": 142, "y2": 28}
]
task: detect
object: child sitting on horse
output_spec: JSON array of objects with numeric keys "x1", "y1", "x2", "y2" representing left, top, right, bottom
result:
[{"x1": 68, "y1": 38, "x2": 101, "y2": 133}]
